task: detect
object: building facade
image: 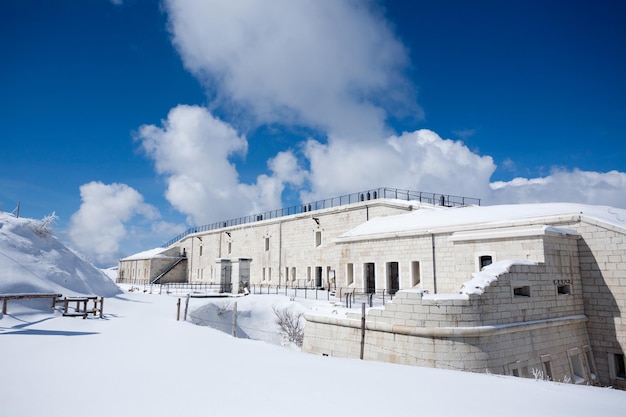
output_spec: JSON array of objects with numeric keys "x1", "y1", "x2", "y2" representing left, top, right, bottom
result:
[{"x1": 117, "y1": 192, "x2": 626, "y2": 388}]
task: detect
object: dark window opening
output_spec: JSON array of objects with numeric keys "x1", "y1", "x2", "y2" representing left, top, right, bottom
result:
[
  {"x1": 480, "y1": 255, "x2": 493, "y2": 269},
  {"x1": 513, "y1": 285, "x2": 531, "y2": 297},
  {"x1": 616, "y1": 354, "x2": 626, "y2": 379},
  {"x1": 387, "y1": 262, "x2": 399, "y2": 295},
  {"x1": 557, "y1": 284, "x2": 571, "y2": 295},
  {"x1": 365, "y1": 263, "x2": 376, "y2": 294}
]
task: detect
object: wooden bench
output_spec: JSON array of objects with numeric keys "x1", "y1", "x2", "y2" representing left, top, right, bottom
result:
[
  {"x1": 0, "y1": 293, "x2": 63, "y2": 314},
  {"x1": 61, "y1": 296, "x2": 104, "y2": 319}
]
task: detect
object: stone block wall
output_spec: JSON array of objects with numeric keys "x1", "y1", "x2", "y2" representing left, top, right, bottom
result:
[
  {"x1": 304, "y1": 254, "x2": 595, "y2": 383},
  {"x1": 574, "y1": 220, "x2": 626, "y2": 386},
  {"x1": 174, "y1": 199, "x2": 415, "y2": 287}
]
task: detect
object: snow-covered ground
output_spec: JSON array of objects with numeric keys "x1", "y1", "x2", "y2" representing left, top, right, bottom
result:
[
  {"x1": 1, "y1": 290, "x2": 625, "y2": 417},
  {"x1": 1, "y1": 212, "x2": 626, "y2": 416}
]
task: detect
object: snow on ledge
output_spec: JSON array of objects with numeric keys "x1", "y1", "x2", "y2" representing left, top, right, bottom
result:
[
  {"x1": 120, "y1": 247, "x2": 172, "y2": 261},
  {"x1": 460, "y1": 259, "x2": 538, "y2": 296}
]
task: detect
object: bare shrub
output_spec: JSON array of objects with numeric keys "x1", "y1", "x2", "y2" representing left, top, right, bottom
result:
[
  {"x1": 31, "y1": 212, "x2": 58, "y2": 237},
  {"x1": 531, "y1": 368, "x2": 549, "y2": 381},
  {"x1": 217, "y1": 301, "x2": 232, "y2": 317},
  {"x1": 272, "y1": 305, "x2": 304, "y2": 347}
]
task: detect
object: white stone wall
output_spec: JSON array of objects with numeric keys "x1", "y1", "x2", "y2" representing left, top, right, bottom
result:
[
  {"x1": 335, "y1": 230, "x2": 558, "y2": 295},
  {"x1": 118, "y1": 247, "x2": 186, "y2": 284},
  {"x1": 303, "y1": 249, "x2": 594, "y2": 382},
  {"x1": 117, "y1": 200, "x2": 626, "y2": 387},
  {"x1": 175, "y1": 200, "x2": 414, "y2": 287},
  {"x1": 573, "y1": 220, "x2": 626, "y2": 386}
]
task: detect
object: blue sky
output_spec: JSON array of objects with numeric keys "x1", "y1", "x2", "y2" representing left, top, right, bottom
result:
[{"x1": 1, "y1": 0, "x2": 625, "y2": 266}]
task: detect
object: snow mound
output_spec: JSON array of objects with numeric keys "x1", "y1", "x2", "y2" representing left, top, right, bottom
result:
[
  {"x1": 0, "y1": 212, "x2": 122, "y2": 297},
  {"x1": 460, "y1": 259, "x2": 538, "y2": 295},
  {"x1": 189, "y1": 295, "x2": 307, "y2": 348}
]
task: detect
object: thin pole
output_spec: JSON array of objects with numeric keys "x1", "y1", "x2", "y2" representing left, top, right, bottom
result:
[
  {"x1": 184, "y1": 294, "x2": 190, "y2": 321},
  {"x1": 360, "y1": 303, "x2": 366, "y2": 360},
  {"x1": 232, "y1": 301, "x2": 238, "y2": 337},
  {"x1": 431, "y1": 233, "x2": 437, "y2": 294},
  {"x1": 176, "y1": 298, "x2": 181, "y2": 321}
]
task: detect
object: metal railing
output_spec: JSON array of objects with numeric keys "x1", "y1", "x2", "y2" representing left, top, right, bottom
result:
[
  {"x1": 251, "y1": 284, "x2": 399, "y2": 308},
  {"x1": 162, "y1": 187, "x2": 481, "y2": 247}
]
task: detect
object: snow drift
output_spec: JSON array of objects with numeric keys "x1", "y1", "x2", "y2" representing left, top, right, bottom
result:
[{"x1": 0, "y1": 212, "x2": 121, "y2": 297}]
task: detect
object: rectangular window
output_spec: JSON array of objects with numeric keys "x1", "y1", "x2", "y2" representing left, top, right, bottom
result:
[
  {"x1": 583, "y1": 346, "x2": 597, "y2": 384},
  {"x1": 479, "y1": 255, "x2": 493, "y2": 269},
  {"x1": 508, "y1": 361, "x2": 524, "y2": 377},
  {"x1": 364, "y1": 262, "x2": 375, "y2": 294},
  {"x1": 615, "y1": 353, "x2": 626, "y2": 379},
  {"x1": 265, "y1": 237, "x2": 270, "y2": 251},
  {"x1": 513, "y1": 285, "x2": 531, "y2": 297},
  {"x1": 386, "y1": 262, "x2": 399, "y2": 295},
  {"x1": 557, "y1": 284, "x2": 571, "y2": 295},
  {"x1": 199, "y1": 246, "x2": 203, "y2": 256},
  {"x1": 541, "y1": 358, "x2": 553, "y2": 381},
  {"x1": 411, "y1": 261, "x2": 420, "y2": 286},
  {"x1": 228, "y1": 242, "x2": 232, "y2": 254},
  {"x1": 346, "y1": 263, "x2": 354, "y2": 286},
  {"x1": 315, "y1": 231, "x2": 322, "y2": 247},
  {"x1": 568, "y1": 348, "x2": 586, "y2": 384}
]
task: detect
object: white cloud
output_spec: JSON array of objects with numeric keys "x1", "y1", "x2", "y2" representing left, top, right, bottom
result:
[
  {"x1": 301, "y1": 129, "x2": 496, "y2": 202},
  {"x1": 137, "y1": 105, "x2": 300, "y2": 224},
  {"x1": 69, "y1": 182, "x2": 160, "y2": 266},
  {"x1": 145, "y1": 0, "x2": 626, "y2": 225},
  {"x1": 489, "y1": 169, "x2": 626, "y2": 208},
  {"x1": 164, "y1": 0, "x2": 414, "y2": 141}
]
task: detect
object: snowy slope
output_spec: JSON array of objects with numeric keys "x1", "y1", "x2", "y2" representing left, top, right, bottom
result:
[{"x1": 0, "y1": 212, "x2": 121, "y2": 296}]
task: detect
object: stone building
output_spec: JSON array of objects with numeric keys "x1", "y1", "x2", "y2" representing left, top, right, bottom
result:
[{"x1": 117, "y1": 189, "x2": 626, "y2": 387}]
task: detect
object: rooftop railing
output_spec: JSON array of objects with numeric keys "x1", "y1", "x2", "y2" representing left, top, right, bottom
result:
[{"x1": 162, "y1": 187, "x2": 480, "y2": 247}]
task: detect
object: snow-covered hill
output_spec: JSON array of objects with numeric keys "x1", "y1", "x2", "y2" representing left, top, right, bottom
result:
[{"x1": 0, "y1": 212, "x2": 121, "y2": 297}]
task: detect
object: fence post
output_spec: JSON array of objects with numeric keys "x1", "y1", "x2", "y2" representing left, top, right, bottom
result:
[
  {"x1": 232, "y1": 301, "x2": 238, "y2": 337},
  {"x1": 360, "y1": 303, "x2": 366, "y2": 360},
  {"x1": 184, "y1": 294, "x2": 190, "y2": 321},
  {"x1": 176, "y1": 298, "x2": 181, "y2": 321}
]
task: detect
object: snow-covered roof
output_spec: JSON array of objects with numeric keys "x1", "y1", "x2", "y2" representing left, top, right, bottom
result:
[
  {"x1": 338, "y1": 203, "x2": 626, "y2": 241},
  {"x1": 120, "y1": 247, "x2": 172, "y2": 261}
]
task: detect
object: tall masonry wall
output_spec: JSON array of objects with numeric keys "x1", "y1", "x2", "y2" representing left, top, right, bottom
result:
[
  {"x1": 304, "y1": 234, "x2": 597, "y2": 383},
  {"x1": 574, "y1": 219, "x2": 626, "y2": 388},
  {"x1": 336, "y1": 226, "x2": 554, "y2": 295},
  {"x1": 173, "y1": 200, "x2": 415, "y2": 288}
]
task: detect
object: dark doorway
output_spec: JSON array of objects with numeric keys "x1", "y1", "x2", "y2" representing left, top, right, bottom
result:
[
  {"x1": 315, "y1": 266, "x2": 323, "y2": 288},
  {"x1": 220, "y1": 265, "x2": 232, "y2": 293},
  {"x1": 365, "y1": 263, "x2": 376, "y2": 293},
  {"x1": 387, "y1": 262, "x2": 399, "y2": 294}
]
